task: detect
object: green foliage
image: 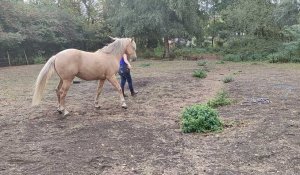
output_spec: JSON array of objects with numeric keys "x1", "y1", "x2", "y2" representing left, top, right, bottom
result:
[
  {"x1": 223, "y1": 54, "x2": 242, "y2": 62},
  {"x1": 193, "y1": 69, "x2": 207, "y2": 79},
  {"x1": 181, "y1": 104, "x2": 223, "y2": 133},
  {"x1": 223, "y1": 76, "x2": 234, "y2": 83},
  {"x1": 33, "y1": 56, "x2": 46, "y2": 64},
  {"x1": 174, "y1": 47, "x2": 208, "y2": 56},
  {"x1": 109, "y1": 0, "x2": 201, "y2": 38},
  {"x1": 207, "y1": 91, "x2": 231, "y2": 108},
  {"x1": 222, "y1": 0, "x2": 276, "y2": 37},
  {"x1": 154, "y1": 46, "x2": 164, "y2": 58},
  {"x1": 140, "y1": 63, "x2": 151, "y2": 67},
  {"x1": 105, "y1": 0, "x2": 203, "y2": 58},
  {"x1": 268, "y1": 24, "x2": 300, "y2": 63},
  {"x1": 138, "y1": 45, "x2": 164, "y2": 59},
  {"x1": 0, "y1": 1, "x2": 110, "y2": 64},
  {"x1": 216, "y1": 60, "x2": 225, "y2": 64},
  {"x1": 1, "y1": 0, "x2": 300, "y2": 65},
  {"x1": 274, "y1": 0, "x2": 300, "y2": 27},
  {"x1": 198, "y1": 61, "x2": 207, "y2": 66},
  {"x1": 221, "y1": 37, "x2": 281, "y2": 62}
]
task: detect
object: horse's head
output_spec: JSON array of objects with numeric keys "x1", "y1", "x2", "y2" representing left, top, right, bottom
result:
[{"x1": 125, "y1": 38, "x2": 137, "y2": 62}]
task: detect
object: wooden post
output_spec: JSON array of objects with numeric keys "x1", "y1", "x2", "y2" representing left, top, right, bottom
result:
[
  {"x1": 7, "y1": 51, "x2": 11, "y2": 66},
  {"x1": 24, "y1": 50, "x2": 29, "y2": 65}
]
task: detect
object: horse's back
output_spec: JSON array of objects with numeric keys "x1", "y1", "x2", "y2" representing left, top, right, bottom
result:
[{"x1": 54, "y1": 49, "x2": 116, "y2": 81}]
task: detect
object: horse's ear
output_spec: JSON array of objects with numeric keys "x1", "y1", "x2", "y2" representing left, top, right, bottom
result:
[{"x1": 131, "y1": 37, "x2": 135, "y2": 42}]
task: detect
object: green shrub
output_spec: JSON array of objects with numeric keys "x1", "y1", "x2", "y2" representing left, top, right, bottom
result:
[
  {"x1": 34, "y1": 56, "x2": 46, "y2": 64},
  {"x1": 173, "y1": 47, "x2": 209, "y2": 57},
  {"x1": 221, "y1": 37, "x2": 281, "y2": 62},
  {"x1": 154, "y1": 46, "x2": 164, "y2": 57},
  {"x1": 223, "y1": 76, "x2": 234, "y2": 83},
  {"x1": 140, "y1": 63, "x2": 151, "y2": 67},
  {"x1": 216, "y1": 60, "x2": 225, "y2": 64},
  {"x1": 207, "y1": 91, "x2": 231, "y2": 108},
  {"x1": 193, "y1": 69, "x2": 207, "y2": 79},
  {"x1": 223, "y1": 54, "x2": 241, "y2": 62},
  {"x1": 291, "y1": 57, "x2": 300, "y2": 63},
  {"x1": 181, "y1": 104, "x2": 223, "y2": 133},
  {"x1": 197, "y1": 61, "x2": 207, "y2": 66}
]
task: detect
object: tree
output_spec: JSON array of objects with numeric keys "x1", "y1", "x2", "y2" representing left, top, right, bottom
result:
[
  {"x1": 222, "y1": 0, "x2": 277, "y2": 38},
  {"x1": 274, "y1": 0, "x2": 300, "y2": 27},
  {"x1": 104, "y1": 0, "x2": 202, "y2": 58}
]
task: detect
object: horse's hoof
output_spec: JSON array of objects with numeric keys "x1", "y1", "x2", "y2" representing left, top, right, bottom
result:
[
  {"x1": 122, "y1": 104, "x2": 127, "y2": 109},
  {"x1": 64, "y1": 110, "x2": 70, "y2": 116},
  {"x1": 57, "y1": 109, "x2": 63, "y2": 114}
]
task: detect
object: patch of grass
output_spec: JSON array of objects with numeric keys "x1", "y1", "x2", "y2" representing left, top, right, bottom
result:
[
  {"x1": 140, "y1": 63, "x2": 151, "y2": 67},
  {"x1": 181, "y1": 104, "x2": 223, "y2": 133},
  {"x1": 223, "y1": 76, "x2": 234, "y2": 83},
  {"x1": 198, "y1": 61, "x2": 207, "y2": 66},
  {"x1": 223, "y1": 120, "x2": 245, "y2": 128},
  {"x1": 207, "y1": 91, "x2": 231, "y2": 108},
  {"x1": 34, "y1": 56, "x2": 46, "y2": 64},
  {"x1": 193, "y1": 69, "x2": 207, "y2": 79},
  {"x1": 216, "y1": 60, "x2": 225, "y2": 64}
]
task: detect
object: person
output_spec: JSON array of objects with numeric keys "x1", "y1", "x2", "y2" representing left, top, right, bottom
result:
[{"x1": 119, "y1": 54, "x2": 138, "y2": 97}]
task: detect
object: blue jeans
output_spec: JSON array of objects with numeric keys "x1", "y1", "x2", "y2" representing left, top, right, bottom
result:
[{"x1": 119, "y1": 66, "x2": 134, "y2": 95}]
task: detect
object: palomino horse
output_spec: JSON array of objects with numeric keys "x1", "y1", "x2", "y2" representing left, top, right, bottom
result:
[{"x1": 32, "y1": 37, "x2": 137, "y2": 116}]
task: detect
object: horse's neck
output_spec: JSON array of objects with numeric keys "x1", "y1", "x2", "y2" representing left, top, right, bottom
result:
[
  {"x1": 97, "y1": 47, "x2": 126, "y2": 62},
  {"x1": 114, "y1": 51, "x2": 126, "y2": 62}
]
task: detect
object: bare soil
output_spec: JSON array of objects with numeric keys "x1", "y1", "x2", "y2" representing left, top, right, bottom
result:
[{"x1": 0, "y1": 60, "x2": 299, "y2": 175}]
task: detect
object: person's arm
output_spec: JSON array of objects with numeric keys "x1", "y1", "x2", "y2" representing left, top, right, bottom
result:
[{"x1": 123, "y1": 54, "x2": 132, "y2": 69}]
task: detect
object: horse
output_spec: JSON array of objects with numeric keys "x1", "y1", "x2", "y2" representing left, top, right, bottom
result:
[{"x1": 32, "y1": 37, "x2": 137, "y2": 116}]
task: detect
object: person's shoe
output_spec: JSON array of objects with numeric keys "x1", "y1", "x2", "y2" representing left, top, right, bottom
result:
[{"x1": 131, "y1": 91, "x2": 138, "y2": 96}]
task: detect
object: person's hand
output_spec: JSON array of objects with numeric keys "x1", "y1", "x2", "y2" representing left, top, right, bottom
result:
[{"x1": 128, "y1": 64, "x2": 132, "y2": 69}]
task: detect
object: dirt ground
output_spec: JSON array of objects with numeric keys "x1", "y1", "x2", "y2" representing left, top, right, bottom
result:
[{"x1": 0, "y1": 60, "x2": 299, "y2": 175}]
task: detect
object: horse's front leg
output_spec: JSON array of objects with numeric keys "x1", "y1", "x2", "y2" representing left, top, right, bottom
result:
[
  {"x1": 107, "y1": 75, "x2": 127, "y2": 109},
  {"x1": 94, "y1": 79, "x2": 105, "y2": 108}
]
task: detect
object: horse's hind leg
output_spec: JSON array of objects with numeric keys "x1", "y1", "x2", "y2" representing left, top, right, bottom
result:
[
  {"x1": 94, "y1": 79, "x2": 105, "y2": 108},
  {"x1": 58, "y1": 79, "x2": 72, "y2": 116},
  {"x1": 55, "y1": 79, "x2": 63, "y2": 112},
  {"x1": 107, "y1": 75, "x2": 127, "y2": 109}
]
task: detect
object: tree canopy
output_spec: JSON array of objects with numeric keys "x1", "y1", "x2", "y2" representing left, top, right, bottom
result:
[{"x1": 1, "y1": 0, "x2": 300, "y2": 65}]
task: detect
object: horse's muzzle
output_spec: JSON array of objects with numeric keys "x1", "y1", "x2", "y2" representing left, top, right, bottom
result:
[{"x1": 130, "y1": 56, "x2": 137, "y2": 62}]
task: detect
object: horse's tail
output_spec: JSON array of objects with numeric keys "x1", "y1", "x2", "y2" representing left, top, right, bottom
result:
[{"x1": 32, "y1": 56, "x2": 56, "y2": 106}]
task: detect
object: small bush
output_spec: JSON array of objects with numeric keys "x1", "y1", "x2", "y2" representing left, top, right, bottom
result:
[
  {"x1": 216, "y1": 60, "x2": 225, "y2": 64},
  {"x1": 223, "y1": 54, "x2": 242, "y2": 62},
  {"x1": 181, "y1": 104, "x2": 223, "y2": 133},
  {"x1": 291, "y1": 57, "x2": 300, "y2": 63},
  {"x1": 140, "y1": 63, "x2": 151, "y2": 67},
  {"x1": 34, "y1": 56, "x2": 46, "y2": 64},
  {"x1": 198, "y1": 61, "x2": 207, "y2": 66},
  {"x1": 193, "y1": 69, "x2": 207, "y2": 79},
  {"x1": 207, "y1": 91, "x2": 231, "y2": 108},
  {"x1": 173, "y1": 47, "x2": 208, "y2": 57},
  {"x1": 154, "y1": 46, "x2": 164, "y2": 57},
  {"x1": 223, "y1": 76, "x2": 234, "y2": 83}
]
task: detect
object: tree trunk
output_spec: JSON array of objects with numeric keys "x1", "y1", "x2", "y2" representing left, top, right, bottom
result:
[
  {"x1": 163, "y1": 37, "x2": 170, "y2": 58},
  {"x1": 24, "y1": 50, "x2": 29, "y2": 65},
  {"x1": 212, "y1": 11, "x2": 216, "y2": 47},
  {"x1": 7, "y1": 51, "x2": 11, "y2": 66}
]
